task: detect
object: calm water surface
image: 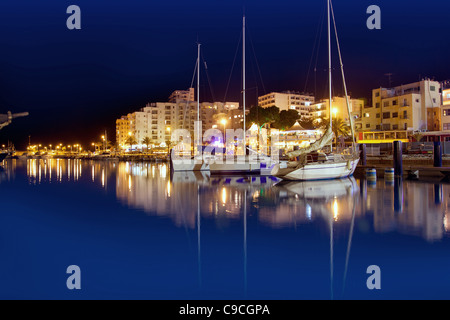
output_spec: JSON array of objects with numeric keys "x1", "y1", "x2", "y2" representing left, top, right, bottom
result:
[{"x1": 0, "y1": 159, "x2": 450, "y2": 299}]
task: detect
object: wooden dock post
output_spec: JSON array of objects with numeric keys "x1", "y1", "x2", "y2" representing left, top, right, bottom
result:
[
  {"x1": 359, "y1": 143, "x2": 367, "y2": 166},
  {"x1": 434, "y1": 141, "x2": 442, "y2": 167},
  {"x1": 393, "y1": 140, "x2": 403, "y2": 177}
]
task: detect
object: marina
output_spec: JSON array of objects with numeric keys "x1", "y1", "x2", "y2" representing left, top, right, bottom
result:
[{"x1": 0, "y1": 0, "x2": 449, "y2": 303}]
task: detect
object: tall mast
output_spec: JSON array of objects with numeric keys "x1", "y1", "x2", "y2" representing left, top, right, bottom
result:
[
  {"x1": 330, "y1": 0, "x2": 356, "y2": 146},
  {"x1": 197, "y1": 42, "x2": 201, "y2": 149},
  {"x1": 197, "y1": 43, "x2": 201, "y2": 125},
  {"x1": 327, "y1": 0, "x2": 332, "y2": 132},
  {"x1": 243, "y1": 15, "x2": 246, "y2": 151}
]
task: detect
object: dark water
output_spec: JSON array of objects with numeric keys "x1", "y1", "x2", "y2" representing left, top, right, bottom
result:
[{"x1": 0, "y1": 159, "x2": 449, "y2": 300}]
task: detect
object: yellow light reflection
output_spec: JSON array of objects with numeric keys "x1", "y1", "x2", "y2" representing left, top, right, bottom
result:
[
  {"x1": 333, "y1": 198, "x2": 339, "y2": 221},
  {"x1": 221, "y1": 187, "x2": 227, "y2": 206}
]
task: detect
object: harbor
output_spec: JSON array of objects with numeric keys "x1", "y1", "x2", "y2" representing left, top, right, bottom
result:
[
  {"x1": 1, "y1": 157, "x2": 450, "y2": 299},
  {"x1": 1, "y1": 0, "x2": 450, "y2": 304}
]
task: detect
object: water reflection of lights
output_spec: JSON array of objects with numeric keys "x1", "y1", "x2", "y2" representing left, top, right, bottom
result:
[
  {"x1": 221, "y1": 188, "x2": 226, "y2": 206},
  {"x1": 167, "y1": 181, "x2": 171, "y2": 198},
  {"x1": 333, "y1": 198, "x2": 339, "y2": 221},
  {"x1": 306, "y1": 204, "x2": 312, "y2": 220},
  {"x1": 17, "y1": 159, "x2": 450, "y2": 242},
  {"x1": 160, "y1": 164, "x2": 167, "y2": 178},
  {"x1": 444, "y1": 213, "x2": 449, "y2": 232}
]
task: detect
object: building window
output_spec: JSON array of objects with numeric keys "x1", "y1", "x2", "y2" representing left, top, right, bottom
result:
[
  {"x1": 376, "y1": 113, "x2": 380, "y2": 118},
  {"x1": 383, "y1": 101, "x2": 389, "y2": 107},
  {"x1": 392, "y1": 125, "x2": 398, "y2": 130},
  {"x1": 376, "y1": 125, "x2": 381, "y2": 130},
  {"x1": 375, "y1": 92, "x2": 380, "y2": 97},
  {"x1": 375, "y1": 102, "x2": 380, "y2": 108},
  {"x1": 365, "y1": 124, "x2": 370, "y2": 128},
  {"x1": 383, "y1": 112, "x2": 390, "y2": 119},
  {"x1": 392, "y1": 100, "x2": 397, "y2": 106},
  {"x1": 444, "y1": 109, "x2": 450, "y2": 116},
  {"x1": 430, "y1": 86, "x2": 436, "y2": 91},
  {"x1": 392, "y1": 112, "x2": 398, "y2": 118},
  {"x1": 443, "y1": 123, "x2": 450, "y2": 130}
]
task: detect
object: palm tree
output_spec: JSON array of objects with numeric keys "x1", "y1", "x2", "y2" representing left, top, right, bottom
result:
[
  {"x1": 319, "y1": 117, "x2": 351, "y2": 145},
  {"x1": 331, "y1": 117, "x2": 351, "y2": 142},
  {"x1": 142, "y1": 136, "x2": 152, "y2": 153},
  {"x1": 125, "y1": 135, "x2": 138, "y2": 152}
]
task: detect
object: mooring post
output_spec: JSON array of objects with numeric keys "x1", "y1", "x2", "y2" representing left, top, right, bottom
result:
[
  {"x1": 394, "y1": 177, "x2": 403, "y2": 213},
  {"x1": 359, "y1": 143, "x2": 367, "y2": 166},
  {"x1": 434, "y1": 141, "x2": 442, "y2": 167},
  {"x1": 393, "y1": 140, "x2": 403, "y2": 177}
]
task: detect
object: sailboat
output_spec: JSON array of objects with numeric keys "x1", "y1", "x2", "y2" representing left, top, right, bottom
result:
[
  {"x1": 208, "y1": 15, "x2": 279, "y2": 175},
  {"x1": 171, "y1": 17, "x2": 288, "y2": 175},
  {"x1": 271, "y1": 0, "x2": 359, "y2": 181},
  {"x1": 170, "y1": 43, "x2": 211, "y2": 172}
]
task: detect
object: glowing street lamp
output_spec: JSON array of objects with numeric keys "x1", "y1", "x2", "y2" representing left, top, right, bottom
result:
[{"x1": 332, "y1": 107, "x2": 338, "y2": 119}]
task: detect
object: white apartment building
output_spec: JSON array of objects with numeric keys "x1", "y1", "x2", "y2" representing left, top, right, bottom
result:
[
  {"x1": 258, "y1": 91, "x2": 315, "y2": 117},
  {"x1": 441, "y1": 84, "x2": 450, "y2": 130},
  {"x1": 168, "y1": 88, "x2": 195, "y2": 103},
  {"x1": 116, "y1": 89, "x2": 239, "y2": 149}
]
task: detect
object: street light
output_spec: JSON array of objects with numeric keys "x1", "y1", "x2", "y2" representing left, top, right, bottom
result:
[
  {"x1": 332, "y1": 107, "x2": 338, "y2": 119},
  {"x1": 101, "y1": 135, "x2": 106, "y2": 152}
]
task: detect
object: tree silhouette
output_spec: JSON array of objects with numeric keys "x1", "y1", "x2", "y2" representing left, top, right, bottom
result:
[
  {"x1": 272, "y1": 110, "x2": 301, "y2": 130},
  {"x1": 246, "y1": 106, "x2": 280, "y2": 130},
  {"x1": 142, "y1": 136, "x2": 152, "y2": 153},
  {"x1": 125, "y1": 136, "x2": 138, "y2": 151}
]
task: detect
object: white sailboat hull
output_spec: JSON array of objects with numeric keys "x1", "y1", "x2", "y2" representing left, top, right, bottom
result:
[
  {"x1": 271, "y1": 158, "x2": 359, "y2": 181},
  {"x1": 170, "y1": 159, "x2": 210, "y2": 172},
  {"x1": 209, "y1": 161, "x2": 261, "y2": 174}
]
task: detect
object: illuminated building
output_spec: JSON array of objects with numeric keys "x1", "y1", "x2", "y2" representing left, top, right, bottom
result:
[
  {"x1": 116, "y1": 88, "x2": 239, "y2": 150},
  {"x1": 361, "y1": 79, "x2": 441, "y2": 132},
  {"x1": 310, "y1": 96, "x2": 365, "y2": 128},
  {"x1": 258, "y1": 91, "x2": 315, "y2": 117}
]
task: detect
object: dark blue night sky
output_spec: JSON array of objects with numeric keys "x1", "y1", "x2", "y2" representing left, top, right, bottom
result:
[{"x1": 0, "y1": 0, "x2": 449, "y2": 147}]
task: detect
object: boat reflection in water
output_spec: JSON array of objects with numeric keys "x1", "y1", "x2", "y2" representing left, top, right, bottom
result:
[
  {"x1": 1, "y1": 158, "x2": 450, "y2": 298},
  {"x1": 19, "y1": 158, "x2": 450, "y2": 242}
]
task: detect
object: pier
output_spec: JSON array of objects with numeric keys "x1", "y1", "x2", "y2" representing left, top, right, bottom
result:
[{"x1": 357, "y1": 141, "x2": 450, "y2": 180}]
